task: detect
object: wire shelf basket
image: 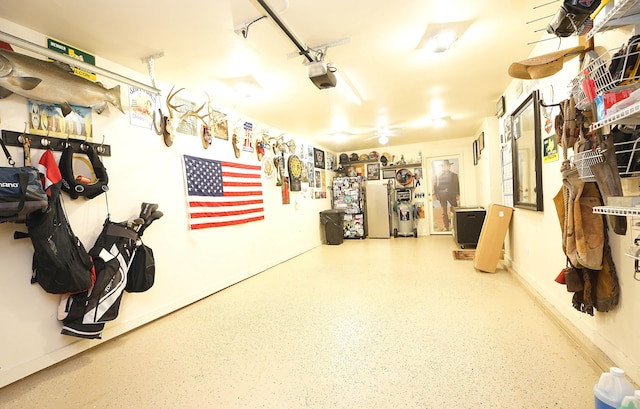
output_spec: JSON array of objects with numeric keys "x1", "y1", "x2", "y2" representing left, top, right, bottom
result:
[
  {"x1": 570, "y1": 53, "x2": 615, "y2": 111},
  {"x1": 570, "y1": 44, "x2": 640, "y2": 111},
  {"x1": 570, "y1": 148, "x2": 604, "y2": 181},
  {"x1": 569, "y1": 132, "x2": 640, "y2": 181}
]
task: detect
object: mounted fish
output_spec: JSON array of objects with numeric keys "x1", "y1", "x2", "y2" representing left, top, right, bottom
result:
[{"x1": 0, "y1": 48, "x2": 123, "y2": 117}]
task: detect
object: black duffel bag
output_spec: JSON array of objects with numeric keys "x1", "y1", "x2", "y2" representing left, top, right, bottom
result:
[{"x1": 0, "y1": 135, "x2": 47, "y2": 222}]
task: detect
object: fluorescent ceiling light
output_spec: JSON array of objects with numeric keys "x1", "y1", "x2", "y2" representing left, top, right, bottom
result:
[
  {"x1": 416, "y1": 21, "x2": 472, "y2": 53},
  {"x1": 221, "y1": 75, "x2": 263, "y2": 97},
  {"x1": 334, "y1": 69, "x2": 363, "y2": 105}
]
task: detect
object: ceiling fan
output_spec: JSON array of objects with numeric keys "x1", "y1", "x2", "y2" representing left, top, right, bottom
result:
[{"x1": 363, "y1": 127, "x2": 401, "y2": 144}]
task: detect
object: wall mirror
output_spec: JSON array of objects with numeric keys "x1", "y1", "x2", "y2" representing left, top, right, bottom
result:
[{"x1": 511, "y1": 89, "x2": 543, "y2": 211}]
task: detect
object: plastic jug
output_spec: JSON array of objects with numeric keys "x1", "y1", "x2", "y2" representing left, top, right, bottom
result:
[
  {"x1": 594, "y1": 367, "x2": 635, "y2": 409},
  {"x1": 619, "y1": 390, "x2": 640, "y2": 409}
]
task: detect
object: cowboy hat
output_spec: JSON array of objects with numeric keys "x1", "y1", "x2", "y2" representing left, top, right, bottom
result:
[{"x1": 508, "y1": 45, "x2": 585, "y2": 80}]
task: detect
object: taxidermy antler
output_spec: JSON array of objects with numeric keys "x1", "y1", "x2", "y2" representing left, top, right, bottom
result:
[
  {"x1": 163, "y1": 85, "x2": 185, "y2": 142},
  {"x1": 164, "y1": 86, "x2": 210, "y2": 134},
  {"x1": 204, "y1": 92, "x2": 226, "y2": 130}
]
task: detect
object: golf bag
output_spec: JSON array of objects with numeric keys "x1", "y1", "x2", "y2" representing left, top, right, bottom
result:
[{"x1": 59, "y1": 219, "x2": 142, "y2": 339}]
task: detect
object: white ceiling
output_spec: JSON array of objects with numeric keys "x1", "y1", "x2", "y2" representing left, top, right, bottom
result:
[{"x1": 0, "y1": 0, "x2": 554, "y2": 152}]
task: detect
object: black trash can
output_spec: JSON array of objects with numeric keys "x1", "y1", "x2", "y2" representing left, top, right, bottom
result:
[{"x1": 320, "y1": 209, "x2": 345, "y2": 245}]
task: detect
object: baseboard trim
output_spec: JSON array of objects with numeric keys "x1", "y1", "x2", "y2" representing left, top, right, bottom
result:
[{"x1": 507, "y1": 266, "x2": 616, "y2": 374}]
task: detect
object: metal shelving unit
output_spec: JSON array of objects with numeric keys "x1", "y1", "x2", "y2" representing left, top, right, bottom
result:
[
  {"x1": 595, "y1": 205, "x2": 640, "y2": 277},
  {"x1": 579, "y1": 0, "x2": 640, "y2": 279},
  {"x1": 593, "y1": 205, "x2": 640, "y2": 215},
  {"x1": 590, "y1": 100, "x2": 640, "y2": 131},
  {"x1": 586, "y1": 0, "x2": 640, "y2": 40},
  {"x1": 577, "y1": 0, "x2": 640, "y2": 130}
]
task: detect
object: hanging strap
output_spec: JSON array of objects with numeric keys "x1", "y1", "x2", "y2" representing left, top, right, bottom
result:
[{"x1": 0, "y1": 134, "x2": 16, "y2": 166}]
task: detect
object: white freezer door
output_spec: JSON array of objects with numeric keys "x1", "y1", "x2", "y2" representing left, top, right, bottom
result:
[{"x1": 366, "y1": 184, "x2": 390, "y2": 238}]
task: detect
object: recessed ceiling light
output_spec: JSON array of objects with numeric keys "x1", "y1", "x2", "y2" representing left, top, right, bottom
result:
[{"x1": 416, "y1": 21, "x2": 473, "y2": 53}]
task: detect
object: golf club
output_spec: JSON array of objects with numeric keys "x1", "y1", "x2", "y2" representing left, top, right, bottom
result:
[{"x1": 138, "y1": 210, "x2": 163, "y2": 236}]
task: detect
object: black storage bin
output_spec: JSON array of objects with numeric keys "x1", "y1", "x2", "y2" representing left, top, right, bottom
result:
[
  {"x1": 320, "y1": 209, "x2": 345, "y2": 245},
  {"x1": 452, "y1": 207, "x2": 486, "y2": 248}
]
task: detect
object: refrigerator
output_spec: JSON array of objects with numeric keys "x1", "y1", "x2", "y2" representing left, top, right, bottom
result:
[
  {"x1": 365, "y1": 183, "x2": 391, "y2": 238},
  {"x1": 332, "y1": 176, "x2": 366, "y2": 239}
]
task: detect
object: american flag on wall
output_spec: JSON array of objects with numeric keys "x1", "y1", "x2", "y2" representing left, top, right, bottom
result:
[{"x1": 182, "y1": 155, "x2": 264, "y2": 230}]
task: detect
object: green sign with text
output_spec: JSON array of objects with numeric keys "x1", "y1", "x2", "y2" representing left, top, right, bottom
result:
[{"x1": 47, "y1": 38, "x2": 96, "y2": 82}]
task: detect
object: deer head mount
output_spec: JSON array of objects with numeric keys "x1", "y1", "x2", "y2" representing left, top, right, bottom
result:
[{"x1": 162, "y1": 86, "x2": 209, "y2": 147}]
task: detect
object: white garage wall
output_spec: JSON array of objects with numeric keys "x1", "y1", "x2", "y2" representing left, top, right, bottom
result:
[
  {"x1": 500, "y1": 28, "x2": 640, "y2": 385},
  {"x1": 0, "y1": 18, "x2": 333, "y2": 387}
]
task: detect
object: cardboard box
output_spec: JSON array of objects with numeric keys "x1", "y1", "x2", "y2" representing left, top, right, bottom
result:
[{"x1": 474, "y1": 204, "x2": 514, "y2": 273}]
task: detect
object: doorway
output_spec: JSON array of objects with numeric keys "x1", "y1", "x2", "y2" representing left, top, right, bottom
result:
[{"x1": 427, "y1": 156, "x2": 461, "y2": 235}]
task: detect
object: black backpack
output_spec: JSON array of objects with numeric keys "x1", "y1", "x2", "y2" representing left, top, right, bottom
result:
[
  {"x1": 127, "y1": 241, "x2": 155, "y2": 293},
  {"x1": 25, "y1": 193, "x2": 95, "y2": 294}
]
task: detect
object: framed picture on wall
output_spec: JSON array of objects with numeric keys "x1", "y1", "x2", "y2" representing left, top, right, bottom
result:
[
  {"x1": 496, "y1": 95, "x2": 506, "y2": 118},
  {"x1": 366, "y1": 163, "x2": 380, "y2": 180},
  {"x1": 473, "y1": 140, "x2": 479, "y2": 165},
  {"x1": 313, "y1": 148, "x2": 325, "y2": 169},
  {"x1": 326, "y1": 152, "x2": 336, "y2": 170},
  {"x1": 382, "y1": 168, "x2": 396, "y2": 179}
]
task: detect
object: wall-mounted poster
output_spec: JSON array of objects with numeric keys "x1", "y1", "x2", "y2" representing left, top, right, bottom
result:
[
  {"x1": 128, "y1": 86, "x2": 155, "y2": 129},
  {"x1": 175, "y1": 97, "x2": 197, "y2": 136},
  {"x1": 543, "y1": 134, "x2": 558, "y2": 163},
  {"x1": 326, "y1": 152, "x2": 336, "y2": 171},
  {"x1": 307, "y1": 161, "x2": 315, "y2": 186},
  {"x1": 366, "y1": 163, "x2": 380, "y2": 180},
  {"x1": 242, "y1": 122, "x2": 254, "y2": 153},
  {"x1": 314, "y1": 148, "x2": 325, "y2": 169},
  {"x1": 29, "y1": 100, "x2": 92, "y2": 140},
  {"x1": 430, "y1": 157, "x2": 461, "y2": 234}
]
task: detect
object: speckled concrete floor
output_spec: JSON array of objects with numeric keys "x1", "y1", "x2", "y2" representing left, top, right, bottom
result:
[{"x1": 0, "y1": 236, "x2": 603, "y2": 408}]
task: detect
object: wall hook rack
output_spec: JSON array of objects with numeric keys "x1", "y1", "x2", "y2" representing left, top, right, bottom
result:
[{"x1": 1, "y1": 130, "x2": 111, "y2": 156}]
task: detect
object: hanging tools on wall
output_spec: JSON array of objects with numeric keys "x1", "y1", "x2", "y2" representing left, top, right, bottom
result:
[{"x1": 2, "y1": 129, "x2": 111, "y2": 156}]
